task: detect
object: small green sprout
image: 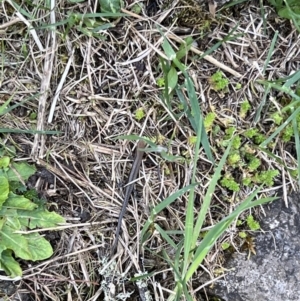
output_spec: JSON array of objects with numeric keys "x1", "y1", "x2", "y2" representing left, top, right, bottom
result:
[
  {"x1": 242, "y1": 177, "x2": 252, "y2": 186},
  {"x1": 248, "y1": 157, "x2": 261, "y2": 171},
  {"x1": 290, "y1": 169, "x2": 298, "y2": 178},
  {"x1": 246, "y1": 215, "x2": 260, "y2": 231},
  {"x1": 235, "y1": 83, "x2": 242, "y2": 90},
  {"x1": 224, "y1": 127, "x2": 236, "y2": 139},
  {"x1": 212, "y1": 124, "x2": 221, "y2": 136},
  {"x1": 0, "y1": 156, "x2": 10, "y2": 168},
  {"x1": 253, "y1": 170, "x2": 279, "y2": 186},
  {"x1": 271, "y1": 112, "x2": 283, "y2": 125},
  {"x1": 29, "y1": 112, "x2": 37, "y2": 120},
  {"x1": 253, "y1": 133, "x2": 266, "y2": 144},
  {"x1": 282, "y1": 124, "x2": 293, "y2": 142},
  {"x1": 135, "y1": 107, "x2": 145, "y2": 121},
  {"x1": 239, "y1": 231, "x2": 247, "y2": 238},
  {"x1": 156, "y1": 78, "x2": 165, "y2": 87},
  {"x1": 204, "y1": 112, "x2": 216, "y2": 131},
  {"x1": 232, "y1": 136, "x2": 241, "y2": 149},
  {"x1": 188, "y1": 136, "x2": 197, "y2": 145},
  {"x1": 240, "y1": 100, "x2": 251, "y2": 118},
  {"x1": 228, "y1": 152, "x2": 240, "y2": 165},
  {"x1": 236, "y1": 219, "x2": 243, "y2": 226},
  {"x1": 220, "y1": 175, "x2": 240, "y2": 192},
  {"x1": 244, "y1": 128, "x2": 258, "y2": 138},
  {"x1": 178, "y1": 103, "x2": 184, "y2": 110},
  {"x1": 221, "y1": 242, "x2": 230, "y2": 250},
  {"x1": 163, "y1": 164, "x2": 171, "y2": 175},
  {"x1": 209, "y1": 71, "x2": 229, "y2": 91},
  {"x1": 131, "y1": 2, "x2": 143, "y2": 14}
]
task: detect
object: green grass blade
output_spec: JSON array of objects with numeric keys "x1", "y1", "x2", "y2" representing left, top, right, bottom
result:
[
  {"x1": 183, "y1": 186, "x2": 195, "y2": 274},
  {"x1": 185, "y1": 193, "x2": 277, "y2": 281},
  {"x1": 152, "y1": 183, "x2": 199, "y2": 215},
  {"x1": 8, "y1": 0, "x2": 33, "y2": 18},
  {"x1": 174, "y1": 239, "x2": 184, "y2": 281},
  {"x1": 199, "y1": 23, "x2": 241, "y2": 60},
  {"x1": 284, "y1": 69, "x2": 300, "y2": 88},
  {"x1": 183, "y1": 75, "x2": 214, "y2": 163},
  {"x1": 254, "y1": 84, "x2": 271, "y2": 124},
  {"x1": 183, "y1": 114, "x2": 202, "y2": 274},
  {"x1": 292, "y1": 118, "x2": 300, "y2": 186},
  {"x1": 0, "y1": 93, "x2": 40, "y2": 116},
  {"x1": 191, "y1": 139, "x2": 232, "y2": 249},
  {"x1": 0, "y1": 98, "x2": 13, "y2": 116},
  {"x1": 262, "y1": 30, "x2": 278, "y2": 76},
  {"x1": 141, "y1": 183, "x2": 199, "y2": 242},
  {"x1": 260, "y1": 106, "x2": 300, "y2": 147},
  {"x1": 258, "y1": 80, "x2": 300, "y2": 100},
  {"x1": 154, "y1": 224, "x2": 177, "y2": 249}
]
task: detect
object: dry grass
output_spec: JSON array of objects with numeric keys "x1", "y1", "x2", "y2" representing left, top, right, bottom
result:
[{"x1": 0, "y1": 0, "x2": 300, "y2": 300}]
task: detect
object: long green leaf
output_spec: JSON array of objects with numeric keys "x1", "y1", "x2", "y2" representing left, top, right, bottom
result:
[
  {"x1": 183, "y1": 113, "x2": 203, "y2": 274},
  {"x1": 292, "y1": 117, "x2": 300, "y2": 186}
]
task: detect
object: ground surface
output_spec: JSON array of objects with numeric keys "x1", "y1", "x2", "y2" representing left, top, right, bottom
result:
[{"x1": 0, "y1": 0, "x2": 300, "y2": 300}]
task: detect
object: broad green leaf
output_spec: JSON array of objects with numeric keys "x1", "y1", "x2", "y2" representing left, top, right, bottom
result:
[
  {"x1": 0, "y1": 208, "x2": 18, "y2": 218},
  {"x1": 162, "y1": 38, "x2": 176, "y2": 60},
  {"x1": 0, "y1": 156, "x2": 10, "y2": 168},
  {"x1": 167, "y1": 67, "x2": 178, "y2": 94},
  {"x1": 0, "y1": 250, "x2": 22, "y2": 277},
  {"x1": 0, "y1": 176, "x2": 9, "y2": 205},
  {"x1": 0, "y1": 225, "x2": 31, "y2": 260},
  {"x1": 18, "y1": 209, "x2": 65, "y2": 229},
  {"x1": 278, "y1": 5, "x2": 300, "y2": 20},
  {"x1": 4, "y1": 193, "x2": 38, "y2": 210},
  {"x1": 6, "y1": 162, "x2": 36, "y2": 182},
  {"x1": 26, "y1": 233, "x2": 53, "y2": 261},
  {"x1": 5, "y1": 216, "x2": 21, "y2": 231}
]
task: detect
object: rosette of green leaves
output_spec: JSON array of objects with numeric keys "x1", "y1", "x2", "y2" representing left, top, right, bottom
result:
[{"x1": 0, "y1": 155, "x2": 65, "y2": 277}]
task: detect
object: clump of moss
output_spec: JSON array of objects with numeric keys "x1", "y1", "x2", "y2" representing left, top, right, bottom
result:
[{"x1": 209, "y1": 71, "x2": 229, "y2": 92}]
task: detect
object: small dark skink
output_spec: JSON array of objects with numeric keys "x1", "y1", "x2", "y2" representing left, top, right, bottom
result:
[{"x1": 111, "y1": 141, "x2": 146, "y2": 254}]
